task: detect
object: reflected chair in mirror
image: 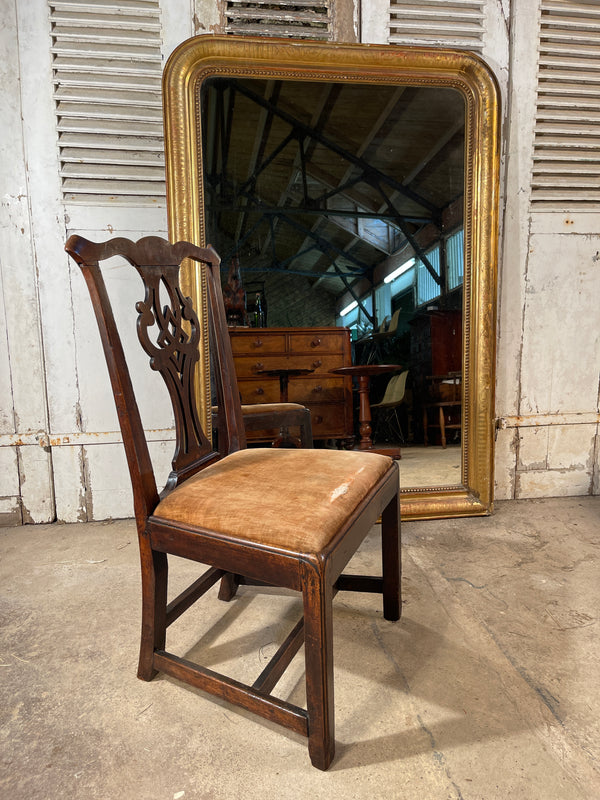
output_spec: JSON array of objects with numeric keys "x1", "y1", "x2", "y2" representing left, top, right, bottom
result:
[
  {"x1": 372, "y1": 370, "x2": 409, "y2": 446},
  {"x1": 378, "y1": 308, "x2": 402, "y2": 339},
  {"x1": 366, "y1": 309, "x2": 402, "y2": 364},
  {"x1": 65, "y1": 234, "x2": 401, "y2": 771},
  {"x1": 213, "y1": 401, "x2": 313, "y2": 449},
  {"x1": 423, "y1": 372, "x2": 462, "y2": 449}
]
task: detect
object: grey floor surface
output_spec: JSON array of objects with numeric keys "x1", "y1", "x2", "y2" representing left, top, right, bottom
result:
[{"x1": 1, "y1": 496, "x2": 598, "y2": 799}]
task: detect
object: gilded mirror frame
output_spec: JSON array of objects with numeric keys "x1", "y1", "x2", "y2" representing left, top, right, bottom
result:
[{"x1": 162, "y1": 34, "x2": 500, "y2": 520}]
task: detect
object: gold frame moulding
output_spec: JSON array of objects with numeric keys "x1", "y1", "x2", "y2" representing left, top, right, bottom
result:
[{"x1": 162, "y1": 34, "x2": 501, "y2": 521}]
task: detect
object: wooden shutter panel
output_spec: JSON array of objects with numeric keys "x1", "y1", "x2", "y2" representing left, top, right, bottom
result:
[
  {"x1": 532, "y1": 1, "x2": 600, "y2": 209},
  {"x1": 49, "y1": 0, "x2": 165, "y2": 205},
  {"x1": 224, "y1": 0, "x2": 332, "y2": 40},
  {"x1": 388, "y1": 0, "x2": 485, "y2": 51}
]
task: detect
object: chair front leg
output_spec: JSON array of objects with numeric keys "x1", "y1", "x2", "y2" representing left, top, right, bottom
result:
[
  {"x1": 301, "y1": 561, "x2": 335, "y2": 770},
  {"x1": 137, "y1": 542, "x2": 168, "y2": 681},
  {"x1": 381, "y1": 491, "x2": 401, "y2": 621}
]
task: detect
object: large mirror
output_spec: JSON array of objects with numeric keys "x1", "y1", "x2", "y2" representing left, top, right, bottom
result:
[{"x1": 163, "y1": 35, "x2": 500, "y2": 520}]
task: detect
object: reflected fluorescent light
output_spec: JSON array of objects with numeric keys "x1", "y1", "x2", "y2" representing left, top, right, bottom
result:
[
  {"x1": 339, "y1": 300, "x2": 358, "y2": 317},
  {"x1": 384, "y1": 258, "x2": 415, "y2": 284}
]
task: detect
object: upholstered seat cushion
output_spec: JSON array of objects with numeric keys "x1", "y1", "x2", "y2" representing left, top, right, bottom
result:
[{"x1": 153, "y1": 448, "x2": 394, "y2": 554}]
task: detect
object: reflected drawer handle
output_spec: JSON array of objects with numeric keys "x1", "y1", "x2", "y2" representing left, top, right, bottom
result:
[
  {"x1": 253, "y1": 338, "x2": 263, "y2": 347},
  {"x1": 312, "y1": 359, "x2": 322, "y2": 369},
  {"x1": 255, "y1": 387, "x2": 264, "y2": 396},
  {"x1": 254, "y1": 362, "x2": 264, "y2": 371},
  {"x1": 310, "y1": 338, "x2": 321, "y2": 348},
  {"x1": 313, "y1": 385, "x2": 323, "y2": 393},
  {"x1": 314, "y1": 415, "x2": 324, "y2": 424}
]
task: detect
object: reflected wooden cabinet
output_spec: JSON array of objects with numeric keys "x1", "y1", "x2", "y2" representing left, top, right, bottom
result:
[
  {"x1": 410, "y1": 310, "x2": 462, "y2": 445},
  {"x1": 410, "y1": 310, "x2": 462, "y2": 384},
  {"x1": 229, "y1": 327, "x2": 354, "y2": 443}
]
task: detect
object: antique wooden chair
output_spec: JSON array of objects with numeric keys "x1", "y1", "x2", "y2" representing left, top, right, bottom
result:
[
  {"x1": 423, "y1": 372, "x2": 462, "y2": 449},
  {"x1": 65, "y1": 235, "x2": 401, "y2": 770}
]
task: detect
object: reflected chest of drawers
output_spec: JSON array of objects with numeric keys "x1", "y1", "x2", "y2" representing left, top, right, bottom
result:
[{"x1": 229, "y1": 326, "x2": 354, "y2": 443}]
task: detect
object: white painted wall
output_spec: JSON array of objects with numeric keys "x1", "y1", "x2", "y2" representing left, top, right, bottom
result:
[
  {"x1": 1, "y1": 0, "x2": 55, "y2": 524},
  {"x1": 1, "y1": 0, "x2": 194, "y2": 524},
  {"x1": 1, "y1": 0, "x2": 598, "y2": 524},
  {"x1": 494, "y1": 0, "x2": 600, "y2": 500}
]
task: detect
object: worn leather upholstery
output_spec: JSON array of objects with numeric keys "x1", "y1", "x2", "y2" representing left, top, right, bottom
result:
[{"x1": 154, "y1": 448, "x2": 393, "y2": 553}]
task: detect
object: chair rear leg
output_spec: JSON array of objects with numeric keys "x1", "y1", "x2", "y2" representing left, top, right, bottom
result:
[
  {"x1": 301, "y1": 562, "x2": 335, "y2": 770},
  {"x1": 381, "y1": 491, "x2": 401, "y2": 621},
  {"x1": 218, "y1": 573, "x2": 241, "y2": 601},
  {"x1": 300, "y1": 408, "x2": 313, "y2": 448},
  {"x1": 137, "y1": 546, "x2": 168, "y2": 681}
]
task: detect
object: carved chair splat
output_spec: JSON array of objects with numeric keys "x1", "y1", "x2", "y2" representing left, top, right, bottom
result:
[{"x1": 65, "y1": 234, "x2": 401, "y2": 770}]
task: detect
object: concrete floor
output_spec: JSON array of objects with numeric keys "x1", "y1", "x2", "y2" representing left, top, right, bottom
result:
[{"x1": 1, "y1": 496, "x2": 598, "y2": 799}]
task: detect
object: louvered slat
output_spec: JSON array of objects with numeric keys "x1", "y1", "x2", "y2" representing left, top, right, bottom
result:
[
  {"x1": 224, "y1": 0, "x2": 331, "y2": 40},
  {"x1": 532, "y1": 1, "x2": 600, "y2": 208},
  {"x1": 49, "y1": 0, "x2": 165, "y2": 206},
  {"x1": 388, "y1": 0, "x2": 485, "y2": 51}
]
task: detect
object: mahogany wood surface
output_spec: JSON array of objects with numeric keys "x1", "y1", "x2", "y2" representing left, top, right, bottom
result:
[{"x1": 65, "y1": 234, "x2": 402, "y2": 770}]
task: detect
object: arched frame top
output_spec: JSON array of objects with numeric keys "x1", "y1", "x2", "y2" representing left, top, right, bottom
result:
[{"x1": 162, "y1": 34, "x2": 500, "y2": 520}]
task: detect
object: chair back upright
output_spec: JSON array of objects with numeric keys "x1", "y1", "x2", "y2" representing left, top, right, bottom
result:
[
  {"x1": 64, "y1": 235, "x2": 246, "y2": 526},
  {"x1": 374, "y1": 370, "x2": 408, "y2": 409},
  {"x1": 386, "y1": 308, "x2": 401, "y2": 336}
]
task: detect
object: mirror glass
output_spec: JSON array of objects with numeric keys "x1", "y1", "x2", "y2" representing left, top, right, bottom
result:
[{"x1": 200, "y1": 77, "x2": 465, "y2": 488}]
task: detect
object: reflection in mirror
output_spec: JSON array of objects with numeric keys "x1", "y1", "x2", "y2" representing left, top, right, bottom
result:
[
  {"x1": 200, "y1": 77, "x2": 465, "y2": 488},
  {"x1": 163, "y1": 35, "x2": 500, "y2": 519}
]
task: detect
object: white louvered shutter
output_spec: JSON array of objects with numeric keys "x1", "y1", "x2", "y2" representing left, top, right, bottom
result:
[
  {"x1": 388, "y1": 0, "x2": 485, "y2": 51},
  {"x1": 532, "y1": 1, "x2": 600, "y2": 209},
  {"x1": 224, "y1": 0, "x2": 332, "y2": 39},
  {"x1": 49, "y1": 0, "x2": 166, "y2": 206}
]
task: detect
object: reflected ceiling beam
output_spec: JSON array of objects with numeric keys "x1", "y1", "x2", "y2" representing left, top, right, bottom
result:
[
  {"x1": 367, "y1": 122, "x2": 465, "y2": 285},
  {"x1": 375, "y1": 119, "x2": 465, "y2": 231},
  {"x1": 331, "y1": 262, "x2": 374, "y2": 325},
  {"x1": 235, "y1": 80, "x2": 280, "y2": 242},
  {"x1": 309, "y1": 86, "x2": 420, "y2": 294},
  {"x1": 219, "y1": 205, "x2": 371, "y2": 279},
  {"x1": 405, "y1": 119, "x2": 464, "y2": 186},
  {"x1": 231, "y1": 265, "x2": 360, "y2": 278},
  {"x1": 205, "y1": 83, "x2": 236, "y2": 237},
  {"x1": 210, "y1": 205, "x2": 427, "y2": 222},
  {"x1": 307, "y1": 90, "x2": 464, "y2": 296},
  {"x1": 231, "y1": 78, "x2": 439, "y2": 215},
  {"x1": 205, "y1": 78, "x2": 463, "y2": 303},
  {"x1": 374, "y1": 181, "x2": 442, "y2": 285},
  {"x1": 260, "y1": 83, "x2": 342, "y2": 261},
  {"x1": 277, "y1": 211, "x2": 371, "y2": 275},
  {"x1": 332, "y1": 85, "x2": 406, "y2": 202},
  {"x1": 275, "y1": 83, "x2": 400, "y2": 278},
  {"x1": 245, "y1": 81, "x2": 444, "y2": 294},
  {"x1": 290, "y1": 164, "x2": 392, "y2": 277}
]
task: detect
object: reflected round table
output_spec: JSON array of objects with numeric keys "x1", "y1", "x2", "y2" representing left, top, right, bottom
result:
[{"x1": 331, "y1": 364, "x2": 402, "y2": 458}]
